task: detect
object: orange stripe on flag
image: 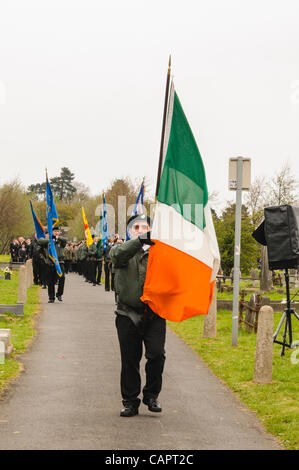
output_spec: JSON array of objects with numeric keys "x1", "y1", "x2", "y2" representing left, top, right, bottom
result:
[{"x1": 141, "y1": 240, "x2": 215, "y2": 322}]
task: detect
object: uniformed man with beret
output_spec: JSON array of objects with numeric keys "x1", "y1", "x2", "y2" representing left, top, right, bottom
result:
[
  {"x1": 110, "y1": 213, "x2": 166, "y2": 417},
  {"x1": 38, "y1": 226, "x2": 67, "y2": 303}
]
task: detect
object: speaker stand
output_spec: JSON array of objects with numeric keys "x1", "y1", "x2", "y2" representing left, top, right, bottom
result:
[{"x1": 273, "y1": 269, "x2": 299, "y2": 356}]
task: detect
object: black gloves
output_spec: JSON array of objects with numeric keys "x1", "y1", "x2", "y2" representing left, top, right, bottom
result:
[{"x1": 139, "y1": 232, "x2": 155, "y2": 246}]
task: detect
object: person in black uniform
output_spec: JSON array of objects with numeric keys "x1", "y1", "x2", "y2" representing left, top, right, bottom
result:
[
  {"x1": 38, "y1": 226, "x2": 67, "y2": 303},
  {"x1": 10, "y1": 239, "x2": 19, "y2": 262}
]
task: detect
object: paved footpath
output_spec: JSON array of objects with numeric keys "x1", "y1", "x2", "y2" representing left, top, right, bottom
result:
[{"x1": 0, "y1": 273, "x2": 282, "y2": 450}]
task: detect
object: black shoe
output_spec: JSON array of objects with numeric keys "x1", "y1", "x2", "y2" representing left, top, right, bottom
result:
[
  {"x1": 120, "y1": 403, "x2": 139, "y2": 417},
  {"x1": 48, "y1": 299, "x2": 55, "y2": 303},
  {"x1": 56, "y1": 295, "x2": 62, "y2": 301},
  {"x1": 92, "y1": 283, "x2": 96, "y2": 286},
  {"x1": 143, "y1": 397, "x2": 162, "y2": 413}
]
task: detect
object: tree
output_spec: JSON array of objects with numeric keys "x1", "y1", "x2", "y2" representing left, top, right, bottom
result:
[
  {"x1": 266, "y1": 162, "x2": 299, "y2": 206},
  {"x1": 50, "y1": 167, "x2": 77, "y2": 201},
  {"x1": 215, "y1": 202, "x2": 260, "y2": 275},
  {"x1": 0, "y1": 180, "x2": 33, "y2": 253},
  {"x1": 27, "y1": 167, "x2": 77, "y2": 202},
  {"x1": 27, "y1": 182, "x2": 46, "y2": 200},
  {"x1": 244, "y1": 176, "x2": 267, "y2": 227}
]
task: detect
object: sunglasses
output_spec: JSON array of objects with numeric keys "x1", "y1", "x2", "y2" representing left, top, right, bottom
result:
[{"x1": 132, "y1": 224, "x2": 149, "y2": 231}]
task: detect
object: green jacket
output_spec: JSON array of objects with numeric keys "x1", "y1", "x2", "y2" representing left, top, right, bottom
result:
[
  {"x1": 77, "y1": 243, "x2": 88, "y2": 261},
  {"x1": 88, "y1": 241, "x2": 104, "y2": 261},
  {"x1": 110, "y1": 238, "x2": 149, "y2": 314},
  {"x1": 37, "y1": 236, "x2": 67, "y2": 263}
]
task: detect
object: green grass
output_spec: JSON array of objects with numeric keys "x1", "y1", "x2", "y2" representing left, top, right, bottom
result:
[
  {"x1": 217, "y1": 280, "x2": 299, "y2": 302},
  {"x1": 0, "y1": 270, "x2": 40, "y2": 395},
  {"x1": 168, "y1": 310, "x2": 299, "y2": 450}
]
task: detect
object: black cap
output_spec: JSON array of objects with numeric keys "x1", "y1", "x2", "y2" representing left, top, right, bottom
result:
[
  {"x1": 53, "y1": 225, "x2": 61, "y2": 231},
  {"x1": 127, "y1": 213, "x2": 152, "y2": 228}
]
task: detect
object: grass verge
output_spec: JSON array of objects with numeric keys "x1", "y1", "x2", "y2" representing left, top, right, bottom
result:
[
  {"x1": 0, "y1": 270, "x2": 40, "y2": 395},
  {"x1": 168, "y1": 310, "x2": 299, "y2": 450}
]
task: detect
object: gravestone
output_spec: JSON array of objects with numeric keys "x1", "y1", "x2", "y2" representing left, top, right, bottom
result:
[
  {"x1": 260, "y1": 246, "x2": 272, "y2": 291},
  {"x1": 17, "y1": 265, "x2": 27, "y2": 304},
  {"x1": 203, "y1": 283, "x2": 217, "y2": 338},
  {"x1": 250, "y1": 268, "x2": 259, "y2": 280},
  {"x1": 0, "y1": 329, "x2": 13, "y2": 358},
  {"x1": 254, "y1": 306, "x2": 274, "y2": 383}
]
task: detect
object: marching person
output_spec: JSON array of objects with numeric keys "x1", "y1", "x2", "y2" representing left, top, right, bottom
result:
[
  {"x1": 38, "y1": 226, "x2": 67, "y2": 303},
  {"x1": 110, "y1": 213, "x2": 166, "y2": 417},
  {"x1": 103, "y1": 238, "x2": 113, "y2": 291},
  {"x1": 88, "y1": 236, "x2": 103, "y2": 286}
]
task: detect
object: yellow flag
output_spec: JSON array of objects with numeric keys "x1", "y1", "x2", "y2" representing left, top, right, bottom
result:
[{"x1": 82, "y1": 207, "x2": 93, "y2": 248}]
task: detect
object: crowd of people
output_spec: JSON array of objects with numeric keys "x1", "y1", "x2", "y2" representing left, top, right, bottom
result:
[
  {"x1": 9, "y1": 231, "x2": 125, "y2": 297},
  {"x1": 9, "y1": 237, "x2": 35, "y2": 263}
]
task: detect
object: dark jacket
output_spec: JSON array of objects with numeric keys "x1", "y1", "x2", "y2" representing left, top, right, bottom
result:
[
  {"x1": 110, "y1": 238, "x2": 149, "y2": 315},
  {"x1": 37, "y1": 236, "x2": 67, "y2": 264}
]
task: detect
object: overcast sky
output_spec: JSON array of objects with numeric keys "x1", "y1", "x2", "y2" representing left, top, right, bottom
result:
[{"x1": 0, "y1": 0, "x2": 298, "y2": 211}]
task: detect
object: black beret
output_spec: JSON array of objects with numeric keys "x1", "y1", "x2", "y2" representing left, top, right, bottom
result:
[{"x1": 127, "y1": 213, "x2": 152, "y2": 228}]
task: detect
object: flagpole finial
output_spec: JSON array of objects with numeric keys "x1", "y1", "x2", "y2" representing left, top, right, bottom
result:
[{"x1": 168, "y1": 55, "x2": 171, "y2": 73}]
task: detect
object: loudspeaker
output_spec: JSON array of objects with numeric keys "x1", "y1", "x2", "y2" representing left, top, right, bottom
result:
[{"x1": 252, "y1": 205, "x2": 299, "y2": 270}]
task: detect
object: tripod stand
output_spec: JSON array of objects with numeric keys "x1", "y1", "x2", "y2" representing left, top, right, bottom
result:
[{"x1": 273, "y1": 268, "x2": 299, "y2": 356}]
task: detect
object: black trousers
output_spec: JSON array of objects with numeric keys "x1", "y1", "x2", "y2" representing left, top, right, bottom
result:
[
  {"x1": 115, "y1": 314, "x2": 166, "y2": 406},
  {"x1": 47, "y1": 263, "x2": 65, "y2": 300},
  {"x1": 32, "y1": 258, "x2": 40, "y2": 284},
  {"x1": 90, "y1": 260, "x2": 102, "y2": 284},
  {"x1": 104, "y1": 263, "x2": 111, "y2": 290}
]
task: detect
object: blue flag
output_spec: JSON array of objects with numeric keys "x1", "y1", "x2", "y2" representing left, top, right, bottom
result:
[
  {"x1": 102, "y1": 195, "x2": 108, "y2": 252},
  {"x1": 30, "y1": 201, "x2": 45, "y2": 239},
  {"x1": 133, "y1": 181, "x2": 144, "y2": 216},
  {"x1": 46, "y1": 177, "x2": 62, "y2": 277},
  {"x1": 126, "y1": 181, "x2": 145, "y2": 240}
]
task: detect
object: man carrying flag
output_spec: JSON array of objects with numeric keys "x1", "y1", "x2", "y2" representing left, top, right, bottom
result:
[
  {"x1": 111, "y1": 63, "x2": 220, "y2": 417},
  {"x1": 38, "y1": 174, "x2": 67, "y2": 303}
]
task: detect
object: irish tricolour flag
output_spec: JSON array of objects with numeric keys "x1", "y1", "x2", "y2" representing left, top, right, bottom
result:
[{"x1": 141, "y1": 81, "x2": 220, "y2": 322}]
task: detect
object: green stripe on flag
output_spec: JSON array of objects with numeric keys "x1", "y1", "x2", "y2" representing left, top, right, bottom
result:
[{"x1": 158, "y1": 91, "x2": 208, "y2": 230}]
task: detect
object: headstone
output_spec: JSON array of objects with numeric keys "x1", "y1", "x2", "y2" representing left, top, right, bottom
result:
[
  {"x1": 26, "y1": 260, "x2": 33, "y2": 288},
  {"x1": 17, "y1": 265, "x2": 27, "y2": 304},
  {"x1": 250, "y1": 268, "x2": 259, "y2": 280},
  {"x1": 0, "y1": 329, "x2": 13, "y2": 358},
  {"x1": 254, "y1": 306, "x2": 274, "y2": 383},
  {"x1": 244, "y1": 294, "x2": 256, "y2": 333},
  {"x1": 203, "y1": 283, "x2": 217, "y2": 338},
  {"x1": 260, "y1": 246, "x2": 272, "y2": 291}
]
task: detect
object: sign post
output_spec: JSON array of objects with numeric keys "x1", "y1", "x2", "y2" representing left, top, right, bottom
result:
[{"x1": 229, "y1": 157, "x2": 251, "y2": 346}]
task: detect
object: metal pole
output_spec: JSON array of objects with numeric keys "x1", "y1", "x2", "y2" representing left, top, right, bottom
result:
[{"x1": 232, "y1": 157, "x2": 243, "y2": 346}]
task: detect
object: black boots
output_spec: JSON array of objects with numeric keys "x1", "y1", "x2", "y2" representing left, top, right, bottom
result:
[
  {"x1": 120, "y1": 402, "x2": 139, "y2": 417},
  {"x1": 142, "y1": 397, "x2": 162, "y2": 413},
  {"x1": 120, "y1": 398, "x2": 162, "y2": 416}
]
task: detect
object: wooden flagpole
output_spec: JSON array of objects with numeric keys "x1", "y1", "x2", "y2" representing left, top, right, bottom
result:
[{"x1": 155, "y1": 55, "x2": 171, "y2": 200}]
